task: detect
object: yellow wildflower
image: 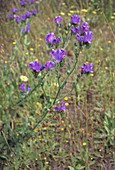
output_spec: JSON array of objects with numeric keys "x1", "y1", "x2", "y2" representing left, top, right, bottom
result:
[
  {"x1": 25, "y1": 52, "x2": 28, "y2": 55},
  {"x1": 81, "y1": 9, "x2": 88, "y2": 13},
  {"x1": 92, "y1": 11, "x2": 96, "y2": 14},
  {"x1": 68, "y1": 13, "x2": 71, "y2": 16},
  {"x1": 105, "y1": 67, "x2": 108, "y2": 69},
  {"x1": 64, "y1": 97, "x2": 68, "y2": 100},
  {"x1": 83, "y1": 142, "x2": 86, "y2": 146},
  {"x1": 30, "y1": 48, "x2": 34, "y2": 51},
  {"x1": 46, "y1": 162, "x2": 49, "y2": 165},
  {"x1": 111, "y1": 16, "x2": 115, "y2": 19},
  {"x1": 100, "y1": 47, "x2": 103, "y2": 51},
  {"x1": 108, "y1": 41, "x2": 111, "y2": 43},
  {"x1": 37, "y1": 102, "x2": 42, "y2": 108},
  {"x1": 61, "y1": 128, "x2": 64, "y2": 131},
  {"x1": 54, "y1": 83, "x2": 59, "y2": 87},
  {"x1": 65, "y1": 103, "x2": 69, "y2": 106},
  {"x1": 5, "y1": 61, "x2": 8, "y2": 63},
  {"x1": 17, "y1": 134, "x2": 19, "y2": 136},
  {"x1": 76, "y1": 10, "x2": 79, "y2": 14},
  {"x1": 35, "y1": 59, "x2": 38, "y2": 61},
  {"x1": 70, "y1": 10, "x2": 75, "y2": 14},
  {"x1": 26, "y1": 60, "x2": 30, "y2": 63},
  {"x1": 60, "y1": 12, "x2": 65, "y2": 16},
  {"x1": 13, "y1": 42, "x2": 16, "y2": 45},
  {"x1": 90, "y1": 74, "x2": 94, "y2": 76}
]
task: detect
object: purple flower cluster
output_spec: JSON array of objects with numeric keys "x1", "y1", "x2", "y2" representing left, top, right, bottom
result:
[
  {"x1": 29, "y1": 61, "x2": 43, "y2": 72},
  {"x1": 29, "y1": 61, "x2": 55, "y2": 72},
  {"x1": 20, "y1": 0, "x2": 26, "y2": 6},
  {"x1": 20, "y1": 84, "x2": 31, "y2": 94},
  {"x1": 15, "y1": 16, "x2": 20, "y2": 23},
  {"x1": 54, "y1": 16, "x2": 62, "y2": 24},
  {"x1": 21, "y1": 14, "x2": 26, "y2": 21},
  {"x1": 26, "y1": 11, "x2": 32, "y2": 18},
  {"x1": 81, "y1": 22, "x2": 89, "y2": 34},
  {"x1": 32, "y1": 9, "x2": 37, "y2": 15},
  {"x1": 71, "y1": 26, "x2": 79, "y2": 35},
  {"x1": 81, "y1": 63, "x2": 93, "y2": 74},
  {"x1": 11, "y1": 8, "x2": 17, "y2": 13},
  {"x1": 45, "y1": 33, "x2": 61, "y2": 46},
  {"x1": 54, "y1": 102, "x2": 66, "y2": 112},
  {"x1": 22, "y1": 24, "x2": 31, "y2": 34},
  {"x1": 71, "y1": 15, "x2": 80, "y2": 24},
  {"x1": 50, "y1": 49, "x2": 65, "y2": 63},
  {"x1": 9, "y1": 14, "x2": 14, "y2": 20},
  {"x1": 45, "y1": 61, "x2": 55, "y2": 71},
  {"x1": 29, "y1": 0, "x2": 35, "y2": 4},
  {"x1": 84, "y1": 31, "x2": 93, "y2": 44},
  {"x1": 70, "y1": 15, "x2": 93, "y2": 44}
]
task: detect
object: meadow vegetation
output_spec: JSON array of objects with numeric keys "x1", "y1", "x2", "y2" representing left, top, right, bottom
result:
[{"x1": 0, "y1": 0, "x2": 115, "y2": 169}]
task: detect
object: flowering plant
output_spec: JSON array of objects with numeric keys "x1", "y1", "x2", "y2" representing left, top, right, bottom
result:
[{"x1": 6, "y1": 2, "x2": 94, "y2": 141}]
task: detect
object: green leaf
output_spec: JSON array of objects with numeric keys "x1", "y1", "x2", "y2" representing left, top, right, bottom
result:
[{"x1": 68, "y1": 166, "x2": 75, "y2": 170}]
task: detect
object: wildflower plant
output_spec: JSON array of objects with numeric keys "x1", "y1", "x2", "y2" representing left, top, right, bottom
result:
[{"x1": 1, "y1": 2, "x2": 94, "y2": 166}]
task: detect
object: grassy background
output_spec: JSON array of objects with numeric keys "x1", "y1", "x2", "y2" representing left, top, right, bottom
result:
[{"x1": 0, "y1": 0, "x2": 115, "y2": 169}]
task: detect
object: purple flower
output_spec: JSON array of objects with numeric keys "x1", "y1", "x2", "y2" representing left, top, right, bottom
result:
[
  {"x1": 15, "y1": 16, "x2": 20, "y2": 23},
  {"x1": 56, "y1": 37, "x2": 61, "y2": 43},
  {"x1": 77, "y1": 33, "x2": 84, "y2": 44},
  {"x1": 20, "y1": 84, "x2": 31, "y2": 94},
  {"x1": 81, "y1": 22, "x2": 89, "y2": 34},
  {"x1": 21, "y1": 15, "x2": 26, "y2": 21},
  {"x1": 29, "y1": 0, "x2": 35, "y2": 4},
  {"x1": 29, "y1": 61, "x2": 43, "y2": 72},
  {"x1": 20, "y1": 0, "x2": 25, "y2": 6},
  {"x1": 59, "y1": 102, "x2": 66, "y2": 112},
  {"x1": 9, "y1": 14, "x2": 14, "y2": 19},
  {"x1": 26, "y1": 24, "x2": 30, "y2": 32},
  {"x1": 20, "y1": 84, "x2": 26, "y2": 92},
  {"x1": 54, "y1": 105, "x2": 59, "y2": 111},
  {"x1": 81, "y1": 63, "x2": 93, "y2": 74},
  {"x1": 32, "y1": 9, "x2": 37, "y2": 15},
  {"x1": 26, "y1": 11, "x2": 32, "y2": 18},
  {"x1": 27, "y1": 86, "x2": 31, "y2": 94},
  {"x1": 45, "y1": 61, "x2": 55, "y2": 71},
  {"x1": 22, "y1": 28, "x2": 25, "y2": 34},
  {"x1": 50, "y1": 48, "x2": 65, "y2": 63},
  {"x1": 71, "y1": 26, "x2": 79, "y2": 35},
  {"x1": 84, "y1": 31, "x2": 93, "y2": 44},
  {"x1": 71, "y1": 15, "x2": 80, "y2": 24},
  {"x1": 11, "y1": 8, "x2": 17, "y2": 13},
  {"x1": 52, "y1": 37, "x2": 61, "y2": 45},
  {"x1": 46, "y1": 33, "x2": 56, "y2": 44},
  {"x1": 54, "y1": 16, "x2": 62, "y2": 24}
]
